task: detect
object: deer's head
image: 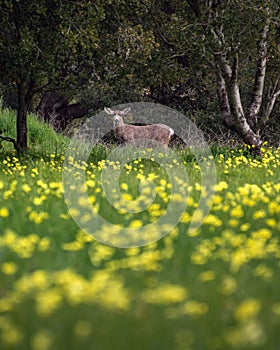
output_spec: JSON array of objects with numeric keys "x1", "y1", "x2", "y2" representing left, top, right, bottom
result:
[{"x1": 104, "y1": 107, "x2": 131, "y2": 127}]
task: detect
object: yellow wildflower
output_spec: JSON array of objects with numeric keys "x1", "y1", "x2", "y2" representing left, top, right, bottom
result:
[
  {"x1": 234, "y1": 299, "x2": 261, "y2": 321},
  {"x1": 0, "y1": 207, "x2": 9, "y2": 218},
  {"x1": 199, "y1": 270, "x2": 216, "y2": 282},
  {"x1": 1, "y1": 262, "x2": 18, "y2": 275},
  {"x1": 230, "y1": 205, "x2": 244, "y2": 218},
  {"x1": 182, "y1": 300, "x2": 209, "y2": 316},
  {"x1": 129, "y1": 220, "x2": 143, "y2": 228},
  {"x1": 213, "y1": 181, "x2": 228, "y2": 191},
  {"x1": 31, "y1": 329, "x2": 53, "y2": 350},
  {"x1": 36, "y1": 288, "x2": 63, "y2": 317},
  {"x1": 29, "y1": 211, "x2": 49, "y2": 224},
  {"x1": 268, "y1": 201, "x2": 280, "y2": 215},
  {"x1": 252, "y1": 209, "x2": 266, "y2": 220},
  {"x1": 203, "y1": 214, "x2": 223, "y2": 227},
  {"x1": 22, "y1": 183, "x2": 31, "y2": 193},
  {"x1": 221, "y1": 275, "x2": 237, "y2": 295},
  {"x1": 141, "y1": 283, "x2": 188, "y2": 304}
]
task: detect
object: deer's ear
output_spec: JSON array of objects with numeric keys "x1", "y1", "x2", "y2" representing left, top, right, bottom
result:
[
  {"x1": 121, "y1": 107, "x2": 131, "y2": 115},
  {"x1": 104, "y1": 107, "x2": 114, "y2": 115}
]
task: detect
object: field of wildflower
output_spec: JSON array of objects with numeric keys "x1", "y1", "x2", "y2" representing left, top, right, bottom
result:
[{"x1": 0, "y1": 141, "x2": 280, "y2": 349}]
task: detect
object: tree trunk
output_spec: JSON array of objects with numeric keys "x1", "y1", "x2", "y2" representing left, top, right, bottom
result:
[
  {"x1": 16, "y1": 81, "x2": 28, "y2": 151},
  {"x1": 214, "y1": 53, "x2": 263, "y2": 156},
  {"x1": 248, "y1": 15, "x2": 270, "y2": 132},
  {"x1": 215, "y1": 66, "x2": 236, "y2": 131},
  {"x1": 193, "y1": 2, "x2": 277, "y2": 156}
]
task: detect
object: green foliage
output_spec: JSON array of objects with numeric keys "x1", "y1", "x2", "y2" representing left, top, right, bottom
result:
[
  {"x1": 80, "y1": 0, "x2": 280, "y2": 145},
  {"x1": 0, "y1": 0, "x2": 104, "y2": 86},
  {"x1": 1, "y1": 0, "x2": 280, "y2": 148},
  {"x1": 0, "y1": 104, "x2": 68, "y2": 155},
  {"x1": 0, "y1": 0, "x2": 107, "y2": 149}
]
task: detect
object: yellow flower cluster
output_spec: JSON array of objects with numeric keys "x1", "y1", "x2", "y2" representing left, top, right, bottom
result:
[{"x1": 0, "y1": 146, "x2": 279, "y2": 349}]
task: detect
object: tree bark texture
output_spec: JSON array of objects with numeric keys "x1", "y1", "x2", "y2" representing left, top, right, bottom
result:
[
  {"x1": 249, "y1": 17, "x2": 270, "y2": 131},
  {"x1": 16, "y1": 82, "x2": 28, "y2": 151},
  {"x1": 214, "y1": 50, "x2": 262, "y2": 154}
]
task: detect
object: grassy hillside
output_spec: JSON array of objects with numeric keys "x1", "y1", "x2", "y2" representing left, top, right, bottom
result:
[{"x1": 0, "y1": 103, "x2": 68, "y2": 155}]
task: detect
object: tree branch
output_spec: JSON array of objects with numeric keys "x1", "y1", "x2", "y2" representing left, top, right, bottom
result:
[
  {"x1": 261, "y1": 88, "x2": 280, "y2": 129},
  {"x1": 0, "y1": 135, "x2": 19, "y2": 152},
  {"x1": 31, "y1": 81, "x2": 51, "y2": 96}
]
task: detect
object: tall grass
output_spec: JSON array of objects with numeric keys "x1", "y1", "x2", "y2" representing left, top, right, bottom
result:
[{"x1": 0, "y1": 101, "x2": 68, "y2": 155}]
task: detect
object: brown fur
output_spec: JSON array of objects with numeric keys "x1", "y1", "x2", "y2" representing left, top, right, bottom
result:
[{"x1": 104, "y1": 107, "x2": 174, "y2": 147}]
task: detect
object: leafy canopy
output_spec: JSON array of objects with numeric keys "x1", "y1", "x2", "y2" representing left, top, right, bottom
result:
[{"x1": 0, "y1": 0, "x2": 106, "y2": 91}]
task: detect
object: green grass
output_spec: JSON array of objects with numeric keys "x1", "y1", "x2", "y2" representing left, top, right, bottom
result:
[
  {"x1": 0, "y1": 102, "x2": 68, "y2": 156},
  {"x1": 0, "y1": 107, "x2": 280, "y2": 350}
]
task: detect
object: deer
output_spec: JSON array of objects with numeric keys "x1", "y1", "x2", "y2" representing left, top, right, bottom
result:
[{"x1": 104, "y1": 107, "x2": 174, "y2": 147}]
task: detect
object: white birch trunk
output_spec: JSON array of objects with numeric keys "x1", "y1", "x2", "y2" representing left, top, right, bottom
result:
[{"x1": 248, "y1": 17, "x2": 270, "y2": 130}]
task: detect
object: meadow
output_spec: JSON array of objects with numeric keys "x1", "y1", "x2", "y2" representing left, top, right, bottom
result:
[{"x1": 0, "y1": 107, "x2": 280, "y2": 350}]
